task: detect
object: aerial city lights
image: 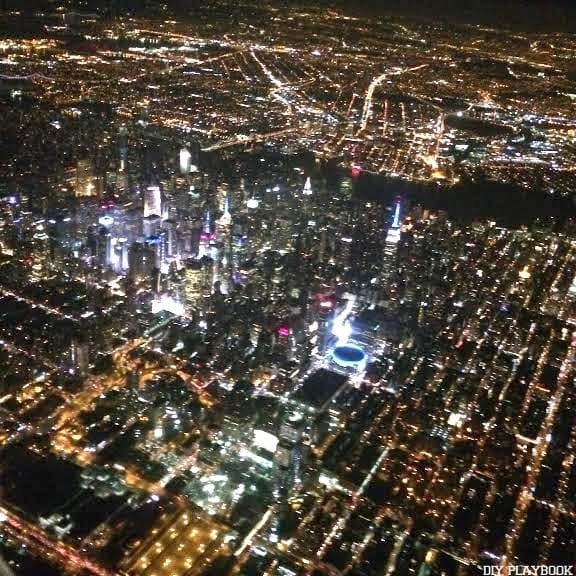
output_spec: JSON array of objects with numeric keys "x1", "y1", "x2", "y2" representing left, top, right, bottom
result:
[{"x1": 0, "y1": 2, "x2": 574, "y2": 576}]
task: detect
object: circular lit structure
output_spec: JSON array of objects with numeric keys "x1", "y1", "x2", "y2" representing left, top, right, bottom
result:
[
  {"x1": 98, "y1": 215, "x2": 114, "y2": 227},
  {"x1": 331, "y1": 344, "x2": 367, "y2": 370}
]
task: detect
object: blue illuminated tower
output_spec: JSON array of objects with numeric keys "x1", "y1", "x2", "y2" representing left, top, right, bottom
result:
[
  {"x1": 382, "y1": 198, "x2": 402, "y2": 287},
  {"x1": 386, "y1": 198, "x2": 402, "y2": 244}
]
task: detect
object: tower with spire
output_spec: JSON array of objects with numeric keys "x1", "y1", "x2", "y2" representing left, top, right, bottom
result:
[
  {"x1": 385, "y1": 198, "x2": 402, "y2": 245},
  {"x1": 381, "y1": 198, "x2": 403, "y2": 296},
  {"x1": 217, "y1": 196, "x2": 232, "y2": 230}
]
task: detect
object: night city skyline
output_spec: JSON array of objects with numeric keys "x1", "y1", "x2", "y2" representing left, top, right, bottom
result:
[{"x1": 0, "y1": 2, "x2": 574, "y2": 576}]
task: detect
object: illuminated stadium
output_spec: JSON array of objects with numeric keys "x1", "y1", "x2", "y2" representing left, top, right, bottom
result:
[{"x1": 331, "y1": 344, "x2": 367, "y2": 370}]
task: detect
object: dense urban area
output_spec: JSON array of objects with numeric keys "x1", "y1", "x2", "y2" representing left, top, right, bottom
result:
[{"x1": 0, "y1": 2, "x2": 575, "y2": 576}]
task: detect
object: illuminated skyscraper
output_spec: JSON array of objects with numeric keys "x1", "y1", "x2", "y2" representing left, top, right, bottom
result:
[
  {"x1": 128, "y1": 240, "x2": 157, "y2": 282},
  {"x1": 144, "y1": 185, "x2": 162, "y2": 217},
  {"x1": 184, "y1": 260, "x2": 203, "y2": 308},
  {"x1": 162, "y1": 219, "x2": 178, "y2": 258},
  {"x1": 232, "y1": 177, "x2": 246, "y2": 212},
  {"x1": 98, "y1": 227, "x2": 113, "y2": 267},
  {"x1": 128, "y1": 241, "x2": 144, "y2": 281},
  {"x1": 274, "y1": 325, "x2": 294, "y2": 360},
  {"x1": 70, "y1": 337, "x2": 89, "y2": 376},
  {"x1": 75, "y1": 159, "x2": 101, "y2": 198},
  {"x1": 382, "y1": 198, "x2": 402, "y2": 287},
  {"x1": 145, "y1": 235, "x2": 164, "y2": 269},
  {"x1": 216, "y1": 182, "x2": 230, "y2": 214},
  {"x1": 231, "y1": 229, "x2": 248, "y2": 276},
  {"x1": 272, "y1": 215, "x2": 293, "y2": 253},
  {"x1": 179, "y1": 147, "x2": 192, "y2": 175},
  {"x1": 199, "y1": 255, "x2": 215, "y2": 300},
  {"x1": 143, "y1": 214, "x2": 161, "y2": 238},
  {"x1": 114, "y1": 237, "x2": 128, "y2": 272},
  {"x1": 270, "y1": 410, "x2": 306, "y2": 542},
  {"x1": 198, "y1": 210, "x2": 214, "y2": 259},
  {"x1": 316, "y1": 294, "x2": 335, "y2": 355},
  {"x1": 116, "y1": 126, "x2": 129, "y2": 193},
  {"x1": 385, "y1": 199, "x2": 402, "y2": 245},
  {"x1": 118, "y1": 125, "x2": 128, "y2": 171},
  {"x1": 217, "y1": 197, "x2": 232, "y2": 232}
]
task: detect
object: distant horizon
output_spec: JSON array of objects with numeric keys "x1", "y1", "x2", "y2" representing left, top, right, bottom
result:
[{"x1": 2, "y1": 0, "x2": 576, "y2": 32}]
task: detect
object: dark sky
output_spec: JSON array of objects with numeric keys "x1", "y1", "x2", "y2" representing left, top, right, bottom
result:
[
  {"x1": 2, "y1": 0, "x2": 575, "y2": 32},
  {"x1": 335, "y1": 0, "x2": 576, "y2": 32}
]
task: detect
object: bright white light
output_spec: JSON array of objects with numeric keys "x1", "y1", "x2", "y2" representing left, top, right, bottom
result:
[
  {"x1": 447, "y1": 412, "x2": 465, "y2": 427},
  {"x1": 385, "y1": 228, "x2": 401, "y2": 244},
  {"x1": 519, "y1": 266, "x2": 531, "y2": 280},
  {"x1": 331, "y1": 297, "x2": 355, "y2": 345},
  {"x1": 318, "y1": 473, "x2": 338, "y2": 489},
  {"x1": 332, "y1": 319, "x2": 352, "y2": 346},
  {"x1": 98, "y1": 215, "x2": 114, "y2": 227},
  {"x1": 144, "y1": 185, "x2": 162, "y2": 217},
  {"x1": 253, "y1": 430, "x2": 279, "y2": 453},
  {"x1": 179, "y1": 147, "x2": 191, "y2": 174}
]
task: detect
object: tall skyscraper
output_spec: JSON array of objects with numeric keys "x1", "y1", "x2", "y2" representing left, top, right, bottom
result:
[
  {"x1": 143, "y1": 214, "x2": 161, "y2": 238},
  {"x1": 144, "y1": 185, "x2": 162, "y2": 218},
  {"x1": 70, "y1": 338, "x2": 89, "y2": 376},
  {"x1": 128, "y1": 241, "x2": 156, "y2": 282},
  {"x1": 217, "y1": 197, "x2": 232, "y2": 232},
  {"x1": 118, "y1": 125, "x2": 128, "y2": 172},
  {"x1": 179, "y1": 147, "x2": 191, "y2": 175},
  {"x1": 198, "y1": 210, "x2": 214, "y2": 259},
  {"x1": 162, "y1": 219, "x2": 178, "y2": 259},
  {"x1": 316, "y1": 294, "x2": 335, "y2": 355},
  {"x1": 184, "y1": 260, "x2": 203, "y2": 308},
  {"x1": 270, "y1": 410, "x2": 306, "y2": 542},
  {"x1": 385, "y1": 199, "x2": 402, "y2": 245},
  {"x1": 75, "y1": 159, "x2": 102, "y2": 198},
  {"x1": 98, "y1": 227, "x2": 113, "y2": 267},
  {"x1": 382, "y1": 198, "x2": 402, "y2": 287},
  {"x1": 145, "y1": 235, "x2": 164, "y2": 269},
  {"x1": 199, "y1": 255, "x2": 215, "y2": 301}
]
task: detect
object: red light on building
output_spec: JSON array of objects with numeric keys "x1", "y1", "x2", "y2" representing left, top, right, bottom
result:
[
  {"x1": 278, "y1": 326, "x2": 291, "y2": 337},
  {"x1": 351, "y1": 165, "x2": 362, "y2": 178}
]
